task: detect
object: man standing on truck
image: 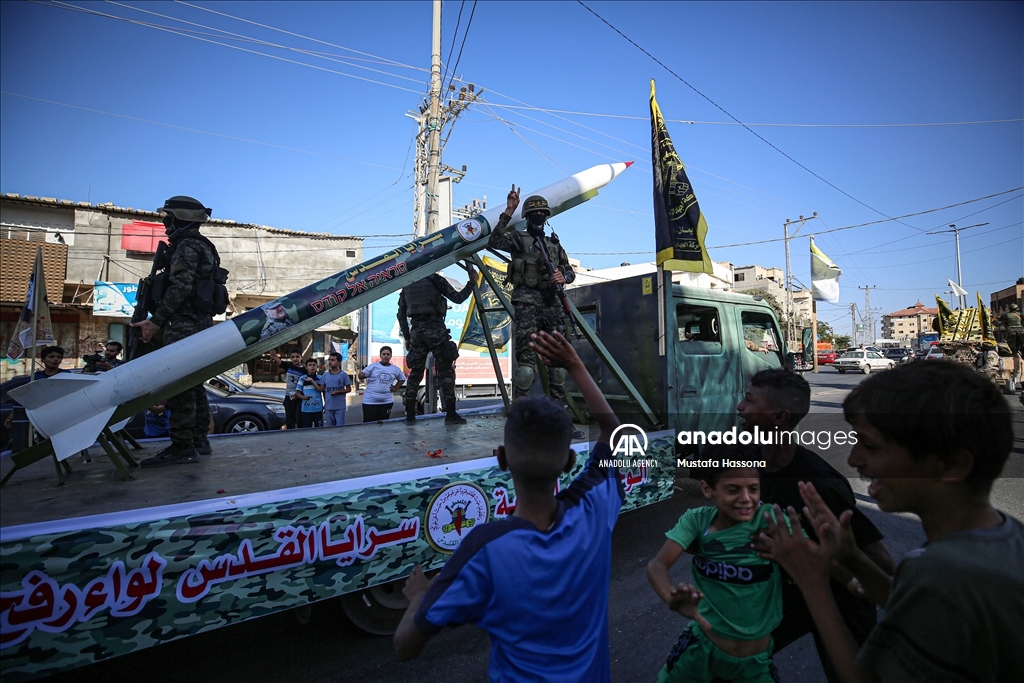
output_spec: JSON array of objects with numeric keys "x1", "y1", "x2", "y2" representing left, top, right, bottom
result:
[
  {"x1": 398, "y1": 265, "x2": 476, "y2": 425},
  {"x1": 487, "y1": 186, "x2": 577, "y2": 402},
  {"x1": 131, "y1": 196, "x2": 227, "y2": 467},
  {"x1": 1000, "y1": 303, "x2": 1023, "y2": 383}
]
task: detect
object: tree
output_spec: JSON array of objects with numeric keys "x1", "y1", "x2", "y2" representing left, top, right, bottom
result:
[
  {"x1": 744, "y1": 288, "x2": 785, "y2": 324},
  {"x1": 817, "y1": 321, "x2": 835, "y2": 345},
  {"x1": 833, "y1": 334, "x2": 852, "y2": 349}
]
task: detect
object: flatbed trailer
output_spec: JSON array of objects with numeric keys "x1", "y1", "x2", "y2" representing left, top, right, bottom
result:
[{"x1": 0, "y1": 414, "x2": 675, "y2": 679}]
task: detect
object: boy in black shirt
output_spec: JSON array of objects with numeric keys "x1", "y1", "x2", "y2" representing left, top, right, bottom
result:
[{"x1": 738, "y1": 369, "x2": 894, "y2": 683}]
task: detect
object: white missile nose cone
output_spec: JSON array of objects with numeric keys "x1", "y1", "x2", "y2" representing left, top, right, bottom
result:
[{"x1": 611, "y1": 161, "x2": 634, "y2": 179}]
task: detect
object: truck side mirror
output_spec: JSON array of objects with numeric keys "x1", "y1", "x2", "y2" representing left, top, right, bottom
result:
[{"x1": 784, "y1": 352, "x2": 796, "y2": 371}]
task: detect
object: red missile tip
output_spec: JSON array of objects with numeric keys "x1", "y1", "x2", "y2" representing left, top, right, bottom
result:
[{"x1": 625, "y1": 161, "x2": 634, "y2": 167}]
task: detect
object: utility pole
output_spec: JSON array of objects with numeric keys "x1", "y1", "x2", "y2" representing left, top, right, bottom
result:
[
  {"x1": 783, "y1": 213, "x2": 817, "y2": 346},
  {"x1": 407, "y1": 0, "x2": 484, "y2": 237},
  {"x1": 926, "y1": 222, "x2": 988, "y2": 309},
  {"x1": 424, "y1": 0, "x2": 444, "y2": 237},
  {"x1": 849, "y1": 302, "x2": 858, "y2": 347},
  {"x1": 858, "y1": 285, "x2": 877, "y2": 345}
]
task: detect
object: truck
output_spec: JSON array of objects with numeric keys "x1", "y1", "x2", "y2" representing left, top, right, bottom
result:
[{"x1": 0, "y1": 272, "x2": 787, "y2": 679}]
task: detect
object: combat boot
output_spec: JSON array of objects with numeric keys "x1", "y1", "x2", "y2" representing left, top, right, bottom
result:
[
  {"x1": 140, "y1": 443, "x2": 199, "y2": 468},
  {"x1": 194, "y1": 435, "x2": 212, "y2": 455},
  {"x1": 444, "y1": 400, "x2": 467, "y2": 425}
]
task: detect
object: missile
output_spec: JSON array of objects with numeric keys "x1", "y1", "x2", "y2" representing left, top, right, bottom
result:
[{"x1": 11, "y1": 162, "x2": 633, "y2": 460}]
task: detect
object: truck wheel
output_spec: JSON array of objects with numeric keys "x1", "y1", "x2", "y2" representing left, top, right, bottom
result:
[
  {"x1": 340, "y1": 579, "x2": 409, "y2": 635},
  {"x1": 862, "y1": 364, "x2": 871, "y2": 375},
  {"x1": 224, "y1": 415, "x2": 266, "y2": 433}
]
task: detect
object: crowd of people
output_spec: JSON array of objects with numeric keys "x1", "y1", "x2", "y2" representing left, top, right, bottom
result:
[{"x1": 393, "y1": 338, "x2": 1022, "y2": 683}]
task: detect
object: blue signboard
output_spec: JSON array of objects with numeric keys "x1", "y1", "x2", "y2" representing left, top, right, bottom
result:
[{"x1": 93, "y1": 282, "x2": 138, "y2": 318}]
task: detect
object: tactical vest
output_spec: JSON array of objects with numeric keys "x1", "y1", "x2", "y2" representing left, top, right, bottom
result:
[
  {"x1": 150, "y1": 233, "x2": 229, "y2": 316},
  {"x1": 510, "y1": 232, "x2": 562, "y2": 290},
  {"x1": 404, "y1": 276, "x2": 448, "y2": 317},
  {"x1": 1003, "y1": 311, "x2": 1023, "y2": 332}
]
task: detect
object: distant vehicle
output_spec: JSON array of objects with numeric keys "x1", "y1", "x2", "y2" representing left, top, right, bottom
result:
[
  {"x1": 884, "y1": 348, "x2": 913, "y2": 363},
  {"x1": 833, "y1": 350, "x2": 895, "y2": 374},
  {"x1": 913, "y1": 348, "x2": 930, "y2": 360},
  {"x1": 925, "y1": 346, "x2": 944, "y2": 360},
  {"x1": 1, "y1": 374, "x2": 286, "y2": 451},
  {"x1": 817, "y1": 349, "x2": 838, "y2": 365}
]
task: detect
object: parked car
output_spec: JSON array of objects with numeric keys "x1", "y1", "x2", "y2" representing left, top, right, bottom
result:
[
  {"x1": 884, "y1": 348, "x2": 913, "y2": 364},
  {"x1": 833, "y1": 350, "x2": 895, "y2": 374},
  {"x1": 817, "y1": 349, "x2": 838, "y2": 365},
  {"x1": 924, "y1": 346, "x2": 944, "y2": 360},
  {"x1": 913, "y1": 348, "x2": 929, "y2": 360},
  {"x1": 1, "y1": 373, "x2": 286, "y2": 451}
]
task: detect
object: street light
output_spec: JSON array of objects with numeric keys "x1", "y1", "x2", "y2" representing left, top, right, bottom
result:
[{"x1": 926, "y1": 222, "x2": 989, "y2": 308}]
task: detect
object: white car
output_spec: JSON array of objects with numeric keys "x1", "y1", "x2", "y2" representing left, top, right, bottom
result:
[
  {"x1": 833, "y1": 350, "x2": 894, "y2": 374},
  {"x1": 924, "y1": 346, "x2": 944, "y2": 360}
]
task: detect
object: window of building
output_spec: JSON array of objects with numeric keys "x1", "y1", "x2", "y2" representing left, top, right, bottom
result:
[
  {"x1": 734, "y1": 272, "x2": 745, "y2": 282},
  {"x1": 346, "y1": 250, "x2": 356, "y2": 258}
]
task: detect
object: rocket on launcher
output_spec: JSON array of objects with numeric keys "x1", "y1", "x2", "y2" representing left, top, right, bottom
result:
[{"x1": 10, "y1": 162, "x2": 632, "y2": 461}]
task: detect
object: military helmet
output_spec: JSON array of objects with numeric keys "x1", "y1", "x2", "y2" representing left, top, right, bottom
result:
[
  {"x1": 158, "y1": 196, "x2": 212, "y2": 224},
  {"x1": 1011, "y1": 303, "x2": 1020, "y2": 312},
  {"x1": 522, "y1": 195, "x2": 551, "y2": 218}
]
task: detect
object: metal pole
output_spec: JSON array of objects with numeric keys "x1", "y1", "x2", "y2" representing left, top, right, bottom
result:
[
  {"x1": 783, "y1": 221, "x2": 792, "y2": 344},
  {"x1": 953, "y1": 226, "x2": 964, "y2": 309},
  {"x1": 425, "y1": 0, "x2": 443, "y2": 235}
]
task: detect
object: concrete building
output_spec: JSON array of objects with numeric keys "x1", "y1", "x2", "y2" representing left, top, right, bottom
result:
[
  {"x1": 1, "y1": 194, "x2": 363, "y2": 381},
  {"x1": 990, "y1": 278, "x2": 1024, "y2": 316},
  {"x1": 729, "y1": 263, "x2": 812, "y2": 334},
  {"x1": 881, "y1": 301, "x2": 937, "y2": 346},
  {"x1": 570, "y1": 260, "x2": 734, "y2": 291}
]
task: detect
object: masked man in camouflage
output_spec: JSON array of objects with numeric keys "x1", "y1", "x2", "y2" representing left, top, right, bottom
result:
[
  {"x1": 131, "y1": 196, "x2": 228, "y2": 466},
  {"x1": 398, "y1": 265, "x2": 475, "y2": 425},
  {"x1": 487, "y1": 186, "x2": 576, "y2": 402},
  {"x1": 1000, "y1": 302, "x2": 1024, "y2": 380}
]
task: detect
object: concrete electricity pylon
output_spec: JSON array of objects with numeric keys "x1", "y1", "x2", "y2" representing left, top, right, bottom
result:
[
  {"x1": 783, "y1": 213, "x2": 817, "y2": 346},
  {"x1": 407, "y1": 0, "x2": 483, "y2": 237}
]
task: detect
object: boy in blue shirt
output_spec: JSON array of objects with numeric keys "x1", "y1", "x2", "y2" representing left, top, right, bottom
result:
[
  {"x1": 298, "y1": 358, "x2": 324, "y2": 428},
  {"x1": 322, "y1": 351, "x2": 351, "y2": 427},
  {"x1": 648, "y1": 446, "x2": 791, "y2": 683},
  {"x1": 394, "y1": 331, "x2": 622, "y2": 682}
]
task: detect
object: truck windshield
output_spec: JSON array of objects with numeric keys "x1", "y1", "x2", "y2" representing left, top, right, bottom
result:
[{"x1": 742, "y1": 311, "x2": 784, "y2": 369}]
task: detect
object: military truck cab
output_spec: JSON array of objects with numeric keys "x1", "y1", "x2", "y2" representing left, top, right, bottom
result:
[{"x1": 567, "y1": 273, "x2": 788, "y2": 449}]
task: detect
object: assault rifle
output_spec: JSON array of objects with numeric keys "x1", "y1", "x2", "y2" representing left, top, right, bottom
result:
[
  {"x1": 126, "y1": 241, "x2": 167, "y2": 361},
  {"x1": 532, "y1": 235, "x2": 580, "y2": 339}
]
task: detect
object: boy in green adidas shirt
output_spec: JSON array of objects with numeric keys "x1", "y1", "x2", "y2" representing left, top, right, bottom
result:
[{"x1": 648, "y1": 445, "x2": 792, "y2": 683}]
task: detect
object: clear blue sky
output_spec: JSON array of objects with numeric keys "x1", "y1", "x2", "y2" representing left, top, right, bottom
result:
[{"x1": 2, "y1": 1, "x2": 1021, "y2": 338}]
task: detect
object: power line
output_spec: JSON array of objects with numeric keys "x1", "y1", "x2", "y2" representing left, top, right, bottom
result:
[
  {"x1": 576, "y1": 1, "x2": 937, "y2": 235},
  {"x1": 441, "y1": 1, "x2": 466, "y2": 94},
  {"x1": 708, "y1": 188, "x2": 1024, "y2": 249},
  {"x1": 0, "y1": 92, "x2": 407, "y2": 172},
  {"x1": 480, "y1": 104, "x2": 1023, "y2": 128},
  {"x1": 446, "y1": 1, "x2": 478, "y2": 94}
]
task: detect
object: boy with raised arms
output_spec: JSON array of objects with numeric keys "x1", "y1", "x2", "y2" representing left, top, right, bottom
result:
[
  {"x1": 760, "y1": 360, "x2": 1023, "y2": 683},
  {"x1": 394, "y1": 331, "x2": 621, "y2": 682}
]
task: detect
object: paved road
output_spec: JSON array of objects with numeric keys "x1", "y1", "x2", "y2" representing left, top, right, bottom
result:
[{"x1": 47, "y1": 369, "x2": 1023, "y2": 683}]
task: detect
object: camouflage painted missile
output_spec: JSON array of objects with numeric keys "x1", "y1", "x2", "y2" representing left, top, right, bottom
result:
[{"x1": 10, "y1": 162, "x2": 632, "y2": 460}]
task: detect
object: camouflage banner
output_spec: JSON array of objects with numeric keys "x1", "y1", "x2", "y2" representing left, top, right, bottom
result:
[{"x1": 0, "y1": 434, "x2": 675, "y2": 679}]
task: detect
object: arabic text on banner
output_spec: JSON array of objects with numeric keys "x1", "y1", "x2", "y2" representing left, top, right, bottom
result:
[{"x1": 650, "y1": 80, "x2": 713, "y2": 274}]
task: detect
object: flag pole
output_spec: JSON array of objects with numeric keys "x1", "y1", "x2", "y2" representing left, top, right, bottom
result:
[
  {"x1": 27, "y1": 248, "x2": 43, "y2": 384},
  {"x1": 811, "y1": 300, "x2": 819, "y2": 374}
]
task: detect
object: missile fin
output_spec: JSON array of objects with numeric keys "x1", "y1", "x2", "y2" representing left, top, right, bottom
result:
[
  {"x1": 50, "y1": 407, "x2": 117, "y2": 462},
  {"x1": 8, "y1": 373, "x2": 98, "y2": 410}
]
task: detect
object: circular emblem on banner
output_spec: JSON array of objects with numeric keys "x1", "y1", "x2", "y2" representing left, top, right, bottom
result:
[
  {"x1": 456, "y1": 219, "x2": 483, "y2": 243},
  {"x1": 425, "y1": 482, "x2": 490, "y2": 553}
]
